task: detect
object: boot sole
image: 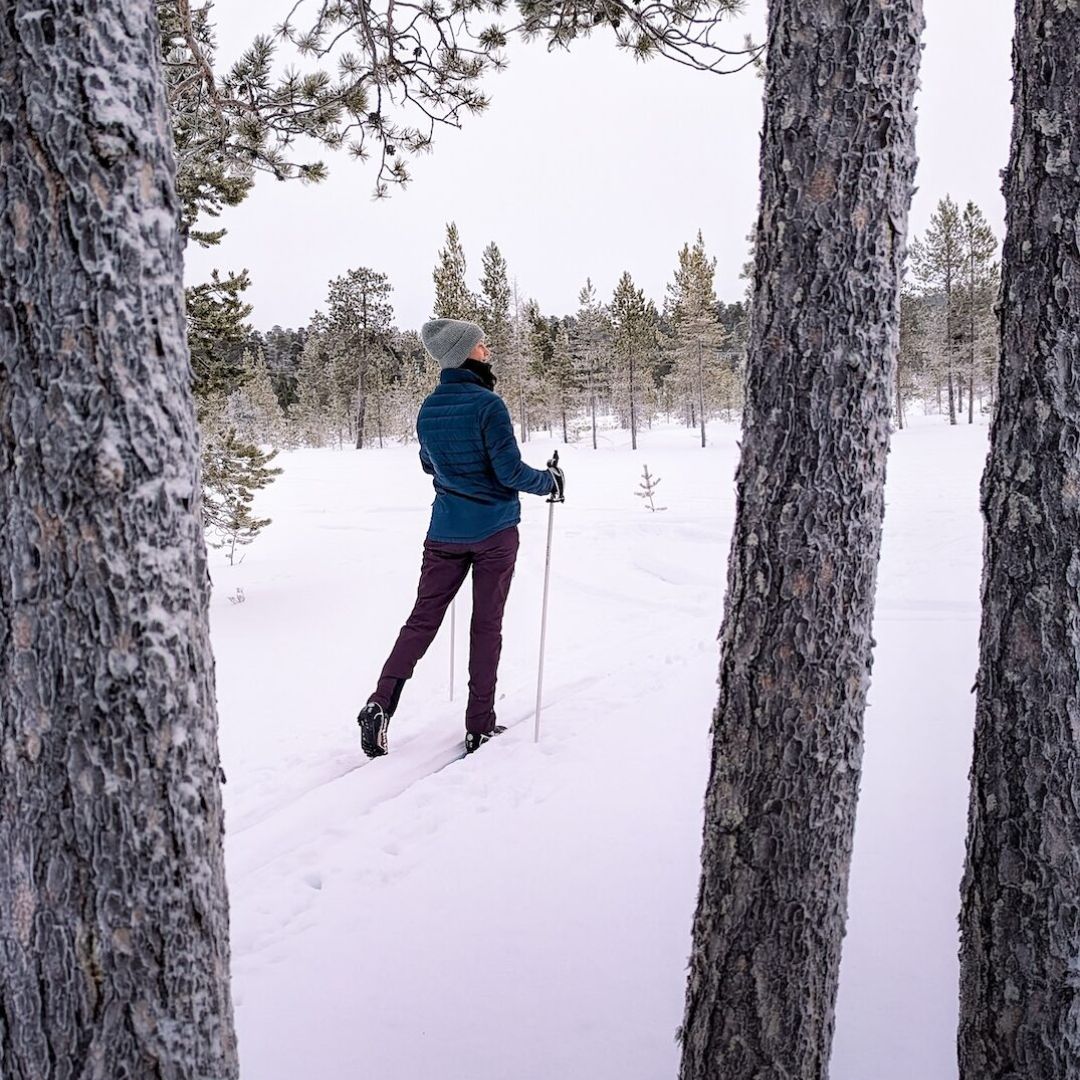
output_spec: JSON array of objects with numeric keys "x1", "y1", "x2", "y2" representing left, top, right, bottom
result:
[
  {"x1": 358, "y1": 712, "x2": 389, "y2": 758},
  {"x1": 464, "y1": 725, "x2": 507, "y2": 755}
]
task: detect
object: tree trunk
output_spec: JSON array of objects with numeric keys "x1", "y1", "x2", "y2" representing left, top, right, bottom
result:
[
  {"x1": 589, "y1": 355, "x2": 598, "y2": 450},
  {"x1": 355, "y1": 358, "x2": 367, "y2": 450},
  {"x1": 946, "y1": 269, "x2": 958, "y2": 425},
  {"x1": 959, "y1": 3, "x2": 1080, "y2": 1076},
  {"x1": 698, "y1": 340, "x2": 707, "y2": 448},
  {"x1": 356, "y1": 294, "x2": 369, "y2": 450},
  {"x1": 678, "y1": 3, "x2": 922, "y2": 1078},
  {"x1": 968, "y1": 256, "x2": 977, "y2": 425},
  {"x1": 0, "y1": 3, "x2": 237, "y2": 1077},
  {"x1": 629, "y1": 350, "x2": 637, "y2": 451}
]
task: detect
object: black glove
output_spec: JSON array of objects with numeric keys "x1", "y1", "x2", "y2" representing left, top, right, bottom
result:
[{"x1": 547, "y1": 454, "x2": 565, "y2": 503}]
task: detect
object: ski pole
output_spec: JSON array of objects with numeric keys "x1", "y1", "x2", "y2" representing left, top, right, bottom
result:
[{"x1": 535, "y1": 451, "x2": 563, "y2": 743}]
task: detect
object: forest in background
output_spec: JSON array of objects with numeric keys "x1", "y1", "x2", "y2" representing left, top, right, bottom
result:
[{"x1": 194, "y1": 197, "x2": 1000, "y2": 553}]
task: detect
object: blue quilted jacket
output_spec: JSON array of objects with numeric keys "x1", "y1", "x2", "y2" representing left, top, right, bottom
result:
[{"x1": 417, "y1": 367, "x2": 554, "y2": 543}]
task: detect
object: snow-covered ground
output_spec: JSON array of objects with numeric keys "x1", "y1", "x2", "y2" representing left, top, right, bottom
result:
[{"x1": 209, "y1": 414, "x2": 989, "y2": 1080}]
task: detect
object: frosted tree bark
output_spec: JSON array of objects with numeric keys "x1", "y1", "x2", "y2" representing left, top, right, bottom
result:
[
  {"x1": 679, "y1": 3, "x2": 922, "y2": 1078},
  {"x1": 959, "y1": 3, "x2": 1080, "y2": 1076},
  {"x1": 0, "y1": 3, "x2": 237, "y2": 1077}
]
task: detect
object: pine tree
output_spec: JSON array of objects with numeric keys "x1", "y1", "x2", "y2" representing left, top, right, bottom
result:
[
  {"x1": 323, "y1": 267, "x2": 395, "y2": 449},
  {"x1": 715, "y1": 299, "x2": 748, "y2": 419},
  {"x1": 895, "y1": 286, "x2": 931, "y2": 429},
  {"x1": 161, "y1": 0, "x2": 750, "y2": 213},
  {"x1": 478, "y1": 240, "x2": 518, "y2": 403},
  {"x1": 227, "y1": 349, "x2": 287, "y2": 446},
  {"x1": 666, "y1": 231, "x2": 727, "y2": 446},
  {"x1": 477, "y1": 239, "x2": 528, "y2": 418},
  {"x1": 1, "y1": 4, "x2": 238, "y2": 1072},
  {"x1": 525, "y1": 301, "x2": 558, "y2": 436},
  {"x1": 365, "y1": 340, "x2": 406, "y2": 449},
  {"x1": 292, "y1": 320, "x2": 350, "y2": 446},
  {"x1": 678, "y1": 3, "x2": 922, "y2": 1077},
  {"x1": 959, "y1": 5, "x2": 1080, "y2": 1075},
  {"x1": 570, "y1": 278, "x2": 613, "y2": 450},
  {"x1": 432, "y1": 222, "x2": 477, "y2": 321},
  {"x1": 185, "y1": 268, "x2": 284, "y2": 534},
  {"x1": 201, "y1": 432, "x2": 283, "y2": 565},
  {"x1": 511, "y1": 278, "x2": 533, "y2": 440},
  {"x1": 186, "y1": 268, "x2": 253, "y2": 401},
  {"x1": 549, "y1": 321, "x2": 578, "y2": 443},
  {"x1": 260, "y1": 325, "x2": 308, "y2": 411},
  {"x1": 479, "y1": 242, "x2": 511, "y2": 349},
  {"x1": 636, "y1": 464, "x2": 667, "y2": 511},
  {"x1": 911, "y1": 195, "x2": 965, "y2": 424},
  {"x1": 610, "y1": 271, "x2": 656, "y2": 451},
  {"x1": 959, "y1": 201, "x2": 999, "y2": 424},
  {"x1": 159, "y1": 2, "x2": 253, "y2": 245},
  {"x1": 385, "y1": 329, "x2": 434, "y2": 442}
]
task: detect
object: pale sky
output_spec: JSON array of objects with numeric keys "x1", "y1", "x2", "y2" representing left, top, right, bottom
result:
[{"x1": 184, "y1": 1, "x2": 1016, "y2": 333}]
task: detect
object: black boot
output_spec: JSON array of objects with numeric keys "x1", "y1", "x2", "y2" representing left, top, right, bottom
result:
[
  {"x1": 357, "y1": 702, "x2": 390, "y2": 758},
  {"x1": 465, "y1": 724, "x2": 507, "y2": 755}
]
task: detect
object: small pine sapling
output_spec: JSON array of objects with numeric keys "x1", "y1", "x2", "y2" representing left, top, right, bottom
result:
[
  {"x1": 636, "y1": 464, "x2": 667, "y2": 512},
  {"x1": 203, "y1": 432, "x2": 283, "y2": 563}
]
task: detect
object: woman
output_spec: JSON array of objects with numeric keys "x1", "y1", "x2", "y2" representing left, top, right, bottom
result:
[{"x1": 357, "y1": 318, "x2": 565, "y2": 756}]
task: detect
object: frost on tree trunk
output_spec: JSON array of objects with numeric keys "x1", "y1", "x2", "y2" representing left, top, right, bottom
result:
[
  {"x1": 959, "y1": 3, "x2": 1080, "y2": 1076},
  {"x1": 678, "y1": 2, "x2": 922, "y2": 1078},
  {"x1": 0, "y1": 3, "x2": 237, "y2": 1078}
]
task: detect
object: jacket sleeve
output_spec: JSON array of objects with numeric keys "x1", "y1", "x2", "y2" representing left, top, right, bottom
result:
[
  {"x1": 481, "y1": 398, "x2": 555, "y2": 496},
  {"x1": 419, "y1": 443, "x2": 435, "y2": 476}
]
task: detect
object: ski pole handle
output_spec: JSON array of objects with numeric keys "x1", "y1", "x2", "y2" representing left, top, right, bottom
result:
[{"x1": 546, "y1": 450, "x2": 565, "y2": 504}]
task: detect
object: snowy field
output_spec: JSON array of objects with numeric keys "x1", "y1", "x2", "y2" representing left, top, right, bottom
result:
[{"x1": 208, "y1": 415, "x2": 989, "y2": 1080}]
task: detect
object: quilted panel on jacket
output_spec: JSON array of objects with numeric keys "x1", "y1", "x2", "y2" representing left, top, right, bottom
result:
[{"x1": 416, "y1": 368, "x2": 553, "y2": 543}]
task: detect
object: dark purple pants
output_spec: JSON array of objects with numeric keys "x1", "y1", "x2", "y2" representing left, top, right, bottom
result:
[{"x1": 370, "y1": 526, "x2": 520, "y2": 734}]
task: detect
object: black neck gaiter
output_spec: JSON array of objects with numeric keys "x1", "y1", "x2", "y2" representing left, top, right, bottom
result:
[{"x1": 460, "y1": 358, "x2": 497, "y2": 390}]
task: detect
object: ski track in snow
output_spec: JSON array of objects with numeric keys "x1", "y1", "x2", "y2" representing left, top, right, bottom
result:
[
  {"x1": 210, "y1": 418, "x2": 988, "y2": 1080},
  {"x1": 226, "y1": 660, "x2": 667, "y2": 970}
]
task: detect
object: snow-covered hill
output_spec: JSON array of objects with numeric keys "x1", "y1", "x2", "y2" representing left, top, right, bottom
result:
[{"x1": 210, "y1": 416, "x2": 988, "y2": 1080}]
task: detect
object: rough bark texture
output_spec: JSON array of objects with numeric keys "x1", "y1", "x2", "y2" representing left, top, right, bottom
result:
[
  {"x1": 0, "y1": 3, "x2": 237, "y2": 1077},
  {"x1": 959, "y1": 3, "x2": 1080, "y2": 1076},
  {"x1": 678, "y1": 3, "x2": 922, "y2": 1078}
]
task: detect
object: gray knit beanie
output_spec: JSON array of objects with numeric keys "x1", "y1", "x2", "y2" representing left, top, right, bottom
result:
[{"x1": 421, "y1": 318, "x2": 485, "y2": 370}]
